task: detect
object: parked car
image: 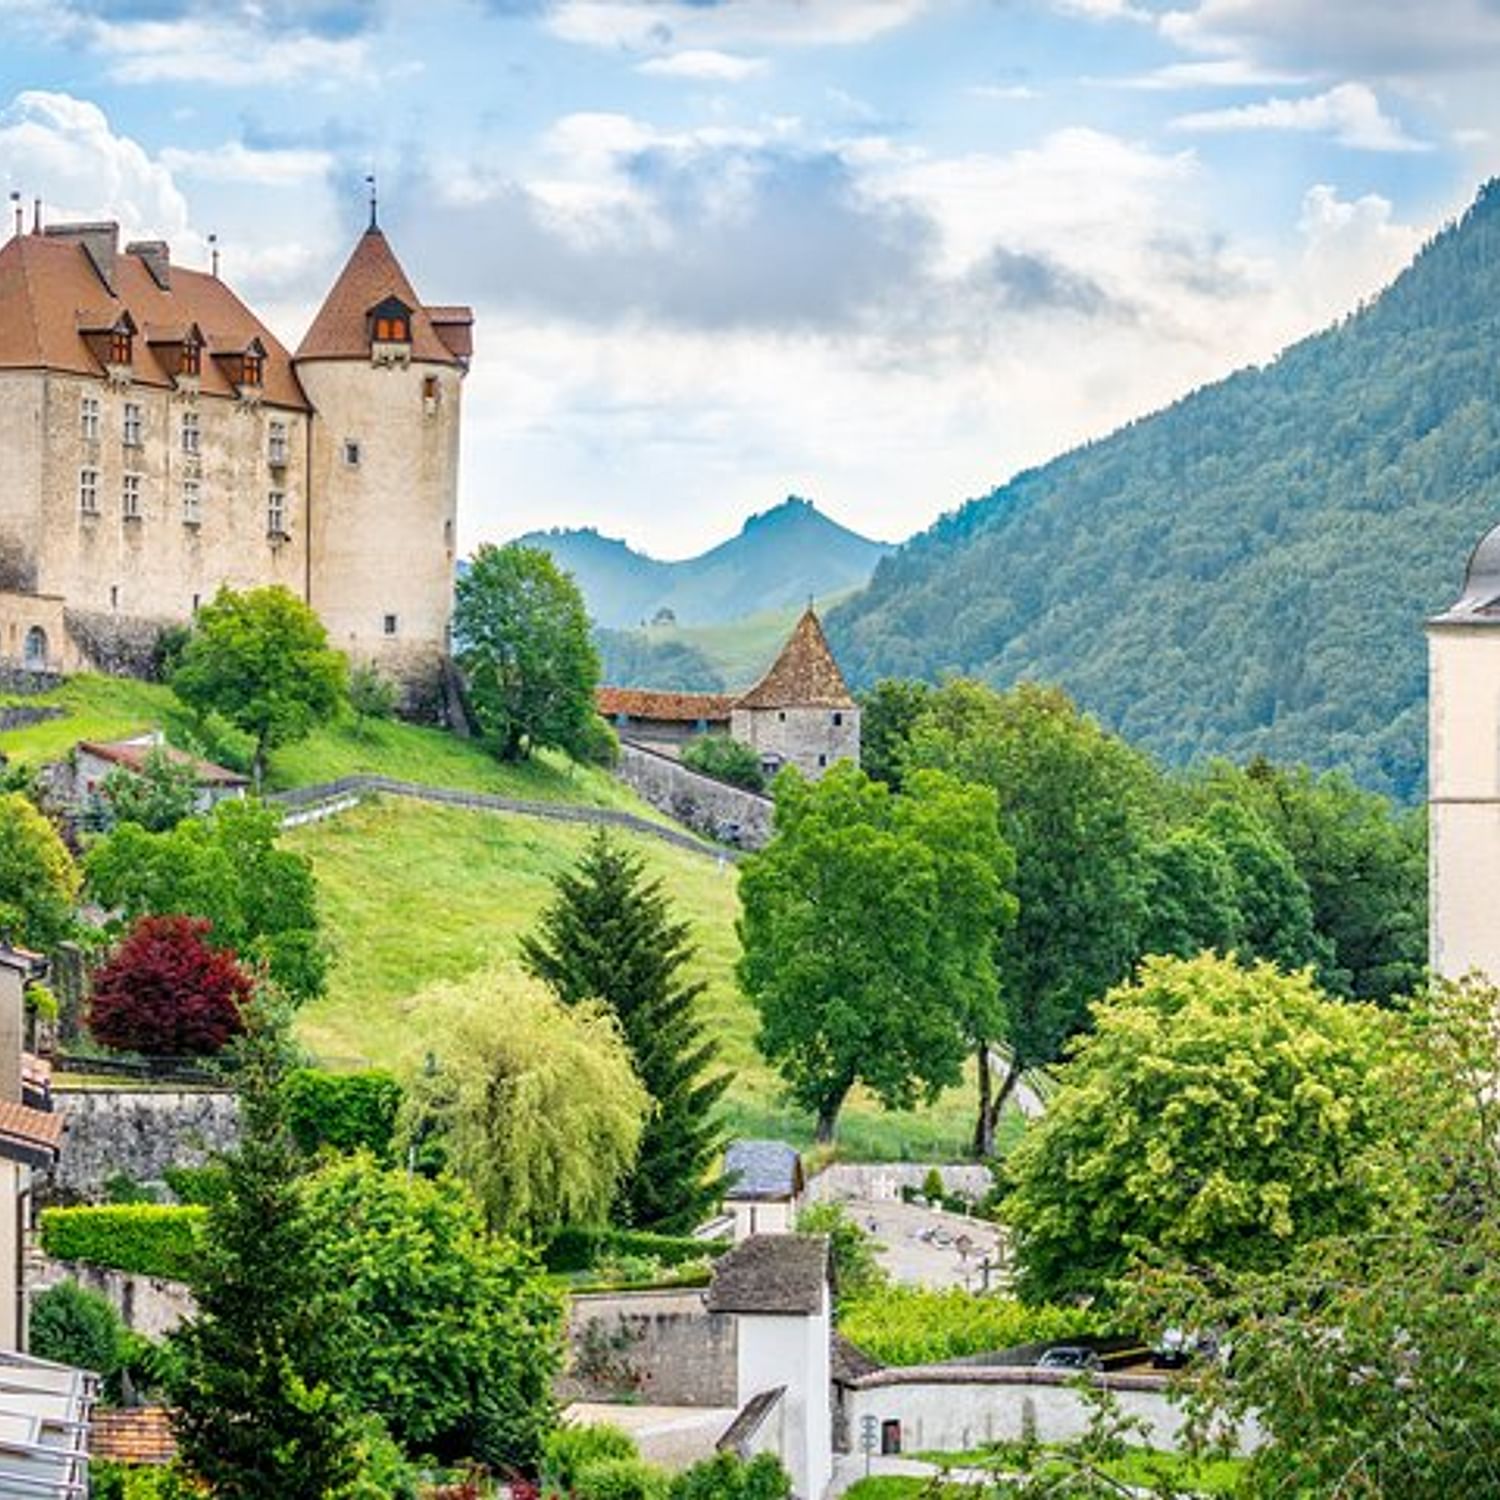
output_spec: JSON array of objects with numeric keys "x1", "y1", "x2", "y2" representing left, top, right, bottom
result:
[{"x1": 1037, "y1": 1345, "x2": 1103, "y2": 1372}]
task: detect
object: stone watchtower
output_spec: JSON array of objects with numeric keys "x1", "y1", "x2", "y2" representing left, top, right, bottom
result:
[
  {"x1": 294, "y1": 213, "x2": 472, "y2": 699},
  {"x1": 731, "y1": 608, "x2": 861, "y2": 781},
  {"x1": 1427, "y1": 520, "x2": 1500, "y2": 982}
]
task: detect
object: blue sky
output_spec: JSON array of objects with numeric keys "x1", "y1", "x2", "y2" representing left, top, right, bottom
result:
[{"x1": 1, "y1": 0, "x2": 1495, "y2": 556}]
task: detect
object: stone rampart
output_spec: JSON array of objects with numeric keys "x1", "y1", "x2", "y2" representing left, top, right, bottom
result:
[
  {"x1": 563, "y1": 1289, "x2": 737, "y2": 1407},
  {"x1": 614, "y1": 742, "x2": 772, "y2": 850},
  {"x1": 45, "y1": 1086, "x2": 240, "y2": 1204},
  {"x1": 32, "y1": 1257, "x2": 194, "y2": 1340}
]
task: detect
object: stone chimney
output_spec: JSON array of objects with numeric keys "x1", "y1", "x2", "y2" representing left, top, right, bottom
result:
[
  {"x1": 126, "y1": 238, "x2": 171, "y2": 290},
  {"x1": 45, "y1": 221, "x2": 119, "y2": 292}
]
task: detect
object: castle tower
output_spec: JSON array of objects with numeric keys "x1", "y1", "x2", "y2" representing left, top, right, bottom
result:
[
  {"x1": 1427, "y1": 521, "x2": 1500, "y2": 981},
  {"x1": 295, "y1": 217, "x2": 472, "y2": 699}
]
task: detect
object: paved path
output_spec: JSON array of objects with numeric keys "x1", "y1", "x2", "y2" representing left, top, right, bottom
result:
[
  {"x1": 839, "y1": 1197, "x2": 1005, "y2": 1290},
  {"x1": 269, "y1": 773, "x2": 737, "y2": 861}
]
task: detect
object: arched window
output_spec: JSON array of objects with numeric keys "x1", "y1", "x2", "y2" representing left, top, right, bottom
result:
[{"x1": 23, "y1": 626, "x2": 47, "y2": 670}]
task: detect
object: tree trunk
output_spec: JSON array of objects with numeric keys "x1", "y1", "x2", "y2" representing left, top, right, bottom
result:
[
  {"x1": 972, "y1": 1040, "x2": 995, "y2": 1159},
  {"x1": 251, "y1": 737, "x2": 267, "y2": 796},
  {"x1": 982, "y1": 1052, "x2": 1026, "y2": 1147},
  {"x1": 814, "y1": 1082, "x2": 852, "y2": 1146}
]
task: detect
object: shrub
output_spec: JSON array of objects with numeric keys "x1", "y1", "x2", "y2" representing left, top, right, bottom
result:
[
  {"x1": 163, "y1": 1164, "x2": 231, "y2": 1207},
  {"x1": 348, "y1": 664, "x2": 399, "y2": 737},
  {"x1": 574, "y1": 1458, "x2": 668, "y2": 1500},
  {"x1": 90, "y1": 1462, "x2": 198, "y2": 1500},
  {"x1": 87, "y1": 915, "x2": 253, "y2": 1057},
  {"x1": 541, "y1": 1425, "x2": 638, "y2": 1495},
  {"x1": 837, "y1": 1286, "x2": 1103, "y2": 1367},
  {"x1": 797, "y1": 1204, "x2": 887, "y2": 1304},
  {"x1": 668, "y1": 1452, "x2": 791, "y2": 1500},
  {"x1": 30, "y1": 1281, "x2": 126, "y2": 1381},
  {"x1": 282, "y1": 1069, "x2": 403, "y2": 1160},
  {"x1": 40, "y1": 1205, "x2": 205, "y2": 1281},
  {"x1": 542, "y1": 1227, "x2": 724, "y2": 1275},
  {"x1": 681, "y1": 735, "x2": 764, "y2": 792}
]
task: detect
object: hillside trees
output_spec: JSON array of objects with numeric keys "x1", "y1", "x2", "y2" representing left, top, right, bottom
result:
[
  {"x1": 1003, "y1": 953, "x2": 1402, "y2": 1303},
  {"x1": 398, "y1": 969, "x2": 648, "y2": 1239},
  {"x1": 85, "y1": 800, "x2": 327, "y2": 1002},
  {"x1": 98, "y1": 747, "x2": 199, "y2": 832},
  {"x1": 520, "y1": 832, "x2": 729, "y2": 1232},
  {"x1": 0, "y1": 791, "x2": 79, "y2": 949},
  {"x1": 171, "y1": 585, "x2": 347, "y2": 791},
  {"x1": 455, "y1": 544, "x2": 601, "y2": 762},
  {"x1": 737, "y1": 763, "x2": 1012, "y2": 1145}
]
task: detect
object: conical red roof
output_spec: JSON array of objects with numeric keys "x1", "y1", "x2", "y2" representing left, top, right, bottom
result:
[
  {"x1": 735, "y1": 608, "x2": 855, "y2": 711},
  {"x1": 296, "y1": 227, "x2": 460, "y2": 366}
]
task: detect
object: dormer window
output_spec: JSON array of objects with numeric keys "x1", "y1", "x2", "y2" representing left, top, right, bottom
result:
[
  {"x1": 369, "y1": 295, "x2": 412, "y2": 345},
  {"x1": 109, "y1": 329, "x2": 132, "y2": 366},
  {"x1": 242, "y1": 349, "x2": 263, "y2": 386},
  {"x1": 182, "y1": 336, "x2": 201, "y2": 377}
]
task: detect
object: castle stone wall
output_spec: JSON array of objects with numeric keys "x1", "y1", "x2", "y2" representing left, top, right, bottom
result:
[
  {"x1": 615, "y1": 741, "x2": 772, "y2": 848},
  {"x1": 730, "y1": 704, "x2": 860, "y2": 780},
  {"x1": 563, "y1": 1290, "x2": 737, "y2": 1406}
]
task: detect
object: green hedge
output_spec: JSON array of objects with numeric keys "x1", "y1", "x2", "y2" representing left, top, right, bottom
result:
[
  {"x1": 543, "y1": 1227, "x2": 724, "y2": 1274},
  {"x1": 40, "y1": 1205, "x2": 205, "y2": 1282},
  {"x1": 282, "y1": 1068, "x2": 402, "y2": 1160}
]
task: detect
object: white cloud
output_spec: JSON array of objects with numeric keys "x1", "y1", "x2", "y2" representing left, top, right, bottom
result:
[
  {"x1": 1122, "y1": 58, "x2": 1310, "y2": 89},
  {"x1": 88, "y1": 17, "x2": 372, "y2": 86},
  {"x1": 546, "y1": 0, "x2": 935, "y2": 50},
  {"x1": 637, "y1": 49, "x2": 768, "y2": 81},
  {"x1": 968, "y1": 84, "x2": 1040, "y2": 101},
  {"x1": 0, "y1": 90, "x2": 191, "y2": 242},
  {"x1": 160, "y1": 142, "x2": 335, "y2": 186},
  {"x1": 1051, "y1": 0, "x2": 1152, "y2": 20},
  {"x1": 1171, "y1": 82, "x2": 1429, "y2": 151}
]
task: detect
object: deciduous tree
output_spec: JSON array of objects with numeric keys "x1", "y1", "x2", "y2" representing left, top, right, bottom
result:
[
  {"x1": 0, "y1": 791, "x2": 79, "y2": 949},
  {"x1": 454, "y1": 544, "x2": 601, "y2": 761},
  {"x1": 171, "y1": 585, "x2": 347, "y2": 790},
  {"x1": 521, "y1": 832, "x2": 729, "y2": 1232},
  {"x1": 98, "y1": 746, "x2": 200, "y2": 833}
]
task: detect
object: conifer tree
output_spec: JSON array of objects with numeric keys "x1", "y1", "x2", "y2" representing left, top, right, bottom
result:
[
  {"x1": 169, "y1": 995, "x2": 366, "y2": 1497},
  {"x1": 521, "y1": 832, "x2": 728, "y2": 1232}
]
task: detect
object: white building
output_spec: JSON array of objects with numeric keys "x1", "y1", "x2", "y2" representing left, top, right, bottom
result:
[{"x1": 723, "y1": 1140, "x2": 804, "y2": 1241}]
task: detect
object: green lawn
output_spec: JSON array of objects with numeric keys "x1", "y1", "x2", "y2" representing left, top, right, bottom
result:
[
  {"x1": 846, "y1": 1446, "x2": 1247, "y2": 1496},
  {"x1": 287, "y1": 796, "x2": 989, "y2": 1159}
]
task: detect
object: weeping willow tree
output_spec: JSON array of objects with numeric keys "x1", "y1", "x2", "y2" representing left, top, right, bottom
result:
[{"x1": 398, "y1": 968, "x2": 649, "y2": 1240}]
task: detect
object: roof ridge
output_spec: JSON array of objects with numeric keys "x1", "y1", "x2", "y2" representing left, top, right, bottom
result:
[{"x1": 733, "y1": 608, "x2": 854, "y2": 711}]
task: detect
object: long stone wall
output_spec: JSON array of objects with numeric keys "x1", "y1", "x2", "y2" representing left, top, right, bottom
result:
[
  {"x1": 32, "y1": 1257, "x2": 194, "y2": 1340},
  {"x1": 563, "y1": 1289, "x2": 737, "y2": 1407},
  {"x1": 806, "y1": 1163, "x2": 995, "y2": 1206},
  {"x1": 45, "y1": 1086, "x2": 240, "y2": 1204},
  {"x1": 614, "y1": 742, "x2": 772, "y2": 850}
]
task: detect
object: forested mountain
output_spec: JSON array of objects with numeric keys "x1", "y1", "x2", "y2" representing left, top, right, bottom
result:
[
  {"x1": 829, "y1": 181, "x2": 1500, "y2": 801},
  {"x1": 517, "y1": 497, "x2": 892, "y2": 629}
]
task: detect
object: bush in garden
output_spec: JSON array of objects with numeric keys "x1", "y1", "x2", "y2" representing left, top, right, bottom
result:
[
  {"x1": 572, "y1": 1458, "x2": 668, "y2": 1500},
  {"x1": 88, "y1": 915, "x2": 252, "y2": 1056},
  {"x1": 668, "y1": 1452, "x2": 791, "y2": 1500},
  {"x1": 40, "y1": 1205, "x2": 205, "y2": 1282},
  {"x1": 282, "y1": 1069, "x2": 403, "y2": 1160},
  {"x1": 540, "y1": 1425, "x2": 638, "y2": 1496},
  {"x1": 681, "y1": 735, "x2": 764, "y2": 792},
  {"x1": 30, "y1": 1281, "x2": 126, "y2": 1381}
]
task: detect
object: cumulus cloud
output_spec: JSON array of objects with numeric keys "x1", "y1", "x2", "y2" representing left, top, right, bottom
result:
[
  {"x1": 159, "y1": 141, "x2": 335, "y2": 185},
  {"x1": 1171, "y1": 82, "x2": 1429, "y2": 152},
  {"x1": 544, "y1": 0, "x2": 936, "y2": 50},
  {"x1": 637, "y1": 49, "x2": 767, "y2": 81}
]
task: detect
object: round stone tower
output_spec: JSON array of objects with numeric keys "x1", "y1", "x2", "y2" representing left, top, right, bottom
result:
[{"x1": 295, "y1": 217, "x2": 472, "y2": 702}]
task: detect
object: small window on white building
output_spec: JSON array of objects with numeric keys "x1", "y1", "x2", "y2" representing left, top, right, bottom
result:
[
  {"x1": 122, "y1": 401, "x2": 143, "y2": 448},
  {"x1": 343, "y1": 439, "x2": 361, "y2": 467},
  {"x1": 182, "y1": 479, "x2": 201, "y2": 526},
  {"x1": 833, "y1": 712, "x2": 843, "y2": 727},
  {"x1": 122, "y1": 473, "x2": 142, "y2": 521},
  {"x1": 383, "y1": 613, "x2": 398, "y2": 636},
  {"x1": 268, "y1": 419, "x2": 288, "y2": 467},
  {"x1": 818, "y1": 754, "x2": 828, "y2": 768},
  {"x1": 110, "y1": 584, "x2": 119, "y2": 610},
  {"x1": 181, "y1": 410, "x2": 200, "y2": 455},
  {"x1": 80, "y1": 396, "x2": 100, "y2": 441},
  {"x1": 267, "y1": 490, "x2": 286, "y2": 537},
  {"x1": 78, "y1": 468, "x2": 99, "y2": 516}
]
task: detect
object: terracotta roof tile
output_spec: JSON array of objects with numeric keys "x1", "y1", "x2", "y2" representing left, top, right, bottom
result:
[
  {"x1": 0, "y1": 229, "x2": 307, "y2": 410},
  {"x1": 0, "y1": 1098, "x2": 63, "y2": 1157},
  {"x1": 597, "y1": 687, "x2": 735, "y2": 723},
  {"x1": 78, "y1": 739, "x2": 248, "y2": 786},
  {"x1": 733, "y1": 609, "x2": 854, "y2": 711},
  {"x1": 89, "y1": 1407, "x2": 177, "y2": 1466},
  {"x1": 296, "y1": 229, "x2": 463, "y2": 366}
]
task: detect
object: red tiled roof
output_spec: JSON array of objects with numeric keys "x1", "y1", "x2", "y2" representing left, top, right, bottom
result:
[
  {"x1": 0, "y1": 1098, "x2": 63, "y2": 1158},
  {"x1": 77, "y1": 740, "x2": 248, "y2": 787},
  {"x1": 597, "y1": 687, "x2": 735, "y2": 723},
  {"x1": 90, "y1": 1407, "x2": 177, "y2": 1466},
  {"x1": 734, "y1": 608, "x2": 854, "y2": 711},
  {"x1": 296, "y1": 229, "x2": 464, "y2": 367},
  {"x1": 0, "y1": 229, "x2": 307, "y2": 410}
]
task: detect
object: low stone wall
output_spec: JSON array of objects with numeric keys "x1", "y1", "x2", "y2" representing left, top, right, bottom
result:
[
  {"x1": 806, "y1": 1163, "x2": 995, "y2": 1205},
  {"x1": 0, "y1": 703, "x2": 63, "y2": 732},
  {"x1": 615, "y1": 742, "x2": 772, "y2": 850},
  {"x1": 45, "y1": 1086, "x2": 240, "y2": 1204},
  {"x1": 840, "y1": 1366, "x2": 1262, "y2": 1456},
  {"x1": 563, "y1": 1289, "x2": 737, "y2": 1407},
  {"x1": 32, "y1": 1256, "x2": 194, "y2": 1339}
]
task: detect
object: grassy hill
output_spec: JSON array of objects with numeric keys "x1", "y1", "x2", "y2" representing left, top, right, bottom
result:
[
  {"x1": 831, "y1": 180, "x2": 1500, "y2": 802},
  {"x1": 287, "y1": 797, "x2": 985, "y2": 1160}
]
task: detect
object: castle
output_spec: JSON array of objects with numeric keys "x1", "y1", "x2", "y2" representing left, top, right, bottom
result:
[{"x1": 0, "y1": 207, "x2": 470, "y2": 700}]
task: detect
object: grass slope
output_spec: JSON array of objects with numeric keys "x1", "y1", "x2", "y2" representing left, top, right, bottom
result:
[{"x1": 288, "y1": 797, "x2": 983, "y2": 1160}]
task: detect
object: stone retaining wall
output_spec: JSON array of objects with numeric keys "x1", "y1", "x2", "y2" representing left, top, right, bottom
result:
[
  {"x1": 33, "y1": 1256, "x2": 194, "y2": 1339},
  {"x1": 44, "y1": 1086, "x2": 240, "y2": 1204},
  {"x1": 563, "y1": 1289, "x2": 736, "y2": 1407},
  {"x1": 614, "y1": 742, "x2": 772, "y2": 850}
]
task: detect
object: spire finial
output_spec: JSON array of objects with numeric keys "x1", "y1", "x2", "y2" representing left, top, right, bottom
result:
[
  {"x1": 366, "y1": 173, "x2": 378, "y2": 231},
  {"x1": 208, "y1": 232, "x2": 219, "y2": 278},
  {"x1": 8, "y1": 192, "x2": 20, "y2": 240}
]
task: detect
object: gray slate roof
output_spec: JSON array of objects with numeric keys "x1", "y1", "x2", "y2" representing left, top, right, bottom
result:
[
  {"x1": 706, "y1": 1233, "x2": 831, "y2": 1316},
  {"x1": 723, "y1": 1139, "x2": 803, "y2": 1201}
]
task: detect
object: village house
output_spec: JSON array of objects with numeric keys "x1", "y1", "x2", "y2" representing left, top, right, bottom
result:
[
  {"x1": 73, "y1": 732, "x2": 248, "y2": 816},
  {"x1": 722, "y1": 1140, "x2": 805, "y2": 1241},
  {"x1": 0, "y1": 203, "x2": 471, "y2": 701}
]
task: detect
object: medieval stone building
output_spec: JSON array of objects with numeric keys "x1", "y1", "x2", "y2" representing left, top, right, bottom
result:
[
  {"x1": 0, "y1": 210, "x2": 470, "y2": 698},
  {"x1": 1428, "y1": 520, "x2": 1500, "y2": 982}
]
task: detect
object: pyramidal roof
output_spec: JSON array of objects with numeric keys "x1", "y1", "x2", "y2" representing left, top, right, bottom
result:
[
  {"x1": 735, "y1": 608, "x2": 855, "y2": 711},
  {"x1": 295, "y1": 227, "x2": 464, "y2": 366}
]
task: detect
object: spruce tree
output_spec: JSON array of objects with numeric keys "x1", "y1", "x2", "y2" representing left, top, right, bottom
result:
[
  {"x1": 169, "y1": 996, "x2": 366, "y2": 1497},
  {"x1": 521, "y1": 831, "x2": 728, "y2": 1232}
]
